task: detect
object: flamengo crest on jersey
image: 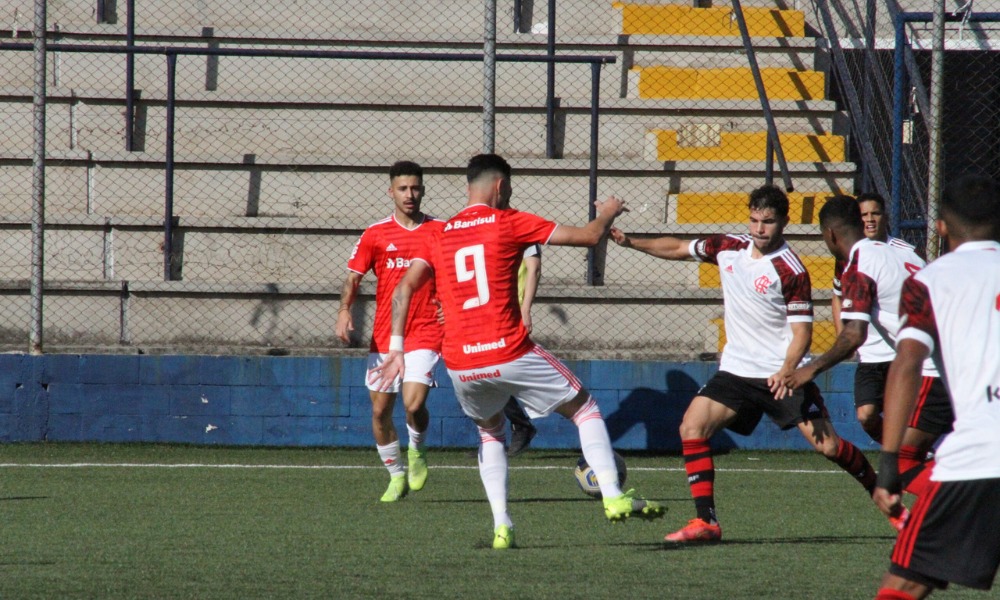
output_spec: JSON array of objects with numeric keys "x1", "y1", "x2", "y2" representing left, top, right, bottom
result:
[
  {"x1": 690, "y1": 234, "x2": 813, "y2": 379},
  {"x1": 896, "y1": 240, "x2": 1000, "y2": 481},
  {"x1": 346, "y1": 214, "x2": 444, "y2": 354}
]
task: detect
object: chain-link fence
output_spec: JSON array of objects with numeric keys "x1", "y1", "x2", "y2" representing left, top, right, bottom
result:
[{"x1": 2, "y1": 0, "x2": 988, "y2": 358}]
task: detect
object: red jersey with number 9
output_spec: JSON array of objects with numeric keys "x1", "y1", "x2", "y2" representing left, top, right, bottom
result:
[{"x1": 412, "y1": 204, "x2": 557, "y2": 370}]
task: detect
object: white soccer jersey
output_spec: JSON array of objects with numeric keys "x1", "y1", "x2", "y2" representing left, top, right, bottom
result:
[
  {"x1": 897, "y1": 240, "x2": 1000, "y2": 481},
  {"x1": 839, "y1": 238, "x2": 938, "y2": 376},
  {"x1": 690, "y1": 234, "x2": 813, "y2": 378}
]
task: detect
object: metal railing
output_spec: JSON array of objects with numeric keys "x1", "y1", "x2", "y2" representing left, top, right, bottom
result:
[
  {"x1": 891, "y1": 9, "x2": 1000, "y2": 242},
  {"x1": 731, "y1": 0, "x2": 793, "y2": 191},
  {"x1": 2, "y1": 38, "x2": 614, "y2": 299}
]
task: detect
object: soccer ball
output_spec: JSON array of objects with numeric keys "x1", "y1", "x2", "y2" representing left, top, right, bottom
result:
[{"x1": 573, "y1": 452, "x2": 627, "y2": 499}]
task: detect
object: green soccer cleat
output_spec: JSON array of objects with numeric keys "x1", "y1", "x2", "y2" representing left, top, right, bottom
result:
[
  {"x1": 380, "y1": 475, "x2": 408, "y2": 503},
  {"x1": 492, "y1": 524, "x2": 515, "y2": 550},
  {"x1": 603, "y1": 488, "x2": 666, "y2": 523},
  {"x1": 407, "y1": 448, "x2": 428, "y2": 491}
]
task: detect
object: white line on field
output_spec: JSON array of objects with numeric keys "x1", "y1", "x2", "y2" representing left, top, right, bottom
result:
[{"x1": 0, "y1": 463, "x2": 845, "y2": 474}]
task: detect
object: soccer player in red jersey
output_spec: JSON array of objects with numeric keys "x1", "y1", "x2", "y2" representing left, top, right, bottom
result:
[
  {"x1": 873, "y1": 175, "x2": 1000, "y2": 599},
  {"x1": 335, "y1": 161, "x2": 444, "y2": 503},
  {"x1": 783, "y1": 197, "x2": 953, "y2": 522},
  {"x1": 610, "y1": 185, "x2": 878, "y2": 544},
  {"x1": 375, "y1": 154, "x2": 665, "y2": 549}
]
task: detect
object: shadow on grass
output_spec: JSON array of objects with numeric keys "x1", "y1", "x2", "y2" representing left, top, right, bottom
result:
[
  {"x1": 0, "y1": 496, "x2": 50, "y2": 502},
  {"x1": 473, "y1": 540, "x2": 667, "y2": 551},
  {"x1": 653, "y1": 534, "x2": 894, "y2": 550},
  {"x1": 424, "y1": 496, "x2": 692, "y2": 504}
]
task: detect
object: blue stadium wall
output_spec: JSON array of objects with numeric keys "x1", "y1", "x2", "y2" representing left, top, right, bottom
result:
[{"x1": 0, "y1": 354, "x2": 874, "y2": 451}]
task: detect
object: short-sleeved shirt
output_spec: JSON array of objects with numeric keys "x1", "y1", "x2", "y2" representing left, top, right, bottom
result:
[
  {"x1": 840, "y1": 238, "x2": 937, "y2": 376},
  {"x1": 833, "y1": 236, "x2": 916, "y2": 364},
  {"x1": 346, "y1": 214, "x2": 445, "y2": 353},
  {"x1": 897, "y1": 240, "x2": 1000, "y2": 482},
  {"x1": 689, "y1": 234, "x2": 813, "y2": 378},
  {"x1": 412, "y1": 204, "x2": 557, "y2": 370}
]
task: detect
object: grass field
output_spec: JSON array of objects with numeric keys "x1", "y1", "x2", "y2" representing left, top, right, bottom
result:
[{"x1": 0, "y1": 444, "x2": 983, "y2": 599}]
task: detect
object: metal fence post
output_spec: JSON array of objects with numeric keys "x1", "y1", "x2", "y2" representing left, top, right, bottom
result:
[
  {"x1": 483, "y1": 0, "x2": 497, "y2": 153},
  {"x1": 29, "y1": 0, "x2": 47, "y2": 354},
  {"x1": 890, "y1": 16, "x2": 908, "y2": 238},
  {"x1": 925, "y1": 1, "x2": 946, "y2": 259},
  {"x1": 125, "y1": 0, "x2": 136, "y2": 151},
  {"x1": 164, "y1": 53, "x2": 177, "y2": 281},
  {"x1": 587, "y1": 62, "x2": 603, "y2": 286},
  {"x1": 545, "y1": 0, "x2": 557, "y2": 158}
]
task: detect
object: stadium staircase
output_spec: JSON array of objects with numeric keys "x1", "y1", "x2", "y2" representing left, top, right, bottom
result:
[{"x1": 0, "y1": 0, "x2": 847, "y2": 355}]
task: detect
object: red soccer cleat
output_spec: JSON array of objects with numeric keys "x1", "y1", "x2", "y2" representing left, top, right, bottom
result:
[{"x1": 664, "y1": 518, "x2": 722, "y2": 543}]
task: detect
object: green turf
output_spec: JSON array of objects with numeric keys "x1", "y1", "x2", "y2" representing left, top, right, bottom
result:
[{"x1": 0, "y1": 444, "x2": 983, "y2": 599}]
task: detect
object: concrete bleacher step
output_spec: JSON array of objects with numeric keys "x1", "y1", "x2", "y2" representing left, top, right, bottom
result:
[
  {"x1": 672, "y1": 191, "x2": 839, "y2": 225},
  {"x1": 614, "y1": 2, "x2": 806, "y2": 38},
  {"x1": 8, "y1": 0, "x2": 627, "y2": 39},
  {"x1": 628, "y1": 65, "x2": 826, "y2": 100},
  {"x1": 711, "y1": 318, "x2": 838, "y2": 354},
  {"x1": 699, "y1": 255, "x2": 836, "y2": 289},
  {"x1": 646, "y1": 130, "x2": 845, "y2": 163},
  {"x1": 0, "y1": 93, "x2": 841, "y2": 163},
  {"x1": 0, "y1": 152, "x2": 857, "y2": 220}
]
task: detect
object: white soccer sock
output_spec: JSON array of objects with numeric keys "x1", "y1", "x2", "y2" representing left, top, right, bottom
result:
[
  {"x1": 406, "y1": 424, "x2": 425, "y2": 452},
  {"x1": 477, "y1": 422, "x2": 512, "y2": 529},
  {"x1": 573, "y1": 397, "x2": 623, "y2": 499},
  {"x1": 377, "y1": 441, "x2": 406, "y2": 477}
]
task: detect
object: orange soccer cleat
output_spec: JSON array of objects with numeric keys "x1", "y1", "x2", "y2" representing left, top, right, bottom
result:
[{"x1": 664, "y1": 518, "x2": 722, "y2": 543}]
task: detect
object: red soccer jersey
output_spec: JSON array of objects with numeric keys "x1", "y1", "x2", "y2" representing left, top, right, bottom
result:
[
  {"x1": 347, "y1": 214, "x2": 444, "y2": 353},
  {"x1": 412, "y1": 204, "x2": 557, "y2": 370}
]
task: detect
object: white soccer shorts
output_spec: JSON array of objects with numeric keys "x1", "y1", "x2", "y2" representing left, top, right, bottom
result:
[
  {"x1": 448, "y1": 345, "x2": 582, "y2": 421},
  {"x1": 365, "y1": 349, "x2": 440, "y2": 393}
]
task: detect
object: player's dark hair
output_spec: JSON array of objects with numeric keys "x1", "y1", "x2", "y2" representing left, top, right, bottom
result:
[
  {"x1": 818, "y1": 195, "x2": 863, "y2": 232},
  {"x1": 467, "y1": 154, "x2": 511, "y2": 184},
  {"x1": 747, "y1": 184, "x2": 789, "y2": 218},
  {"x1": 941, "y1": 174, "x2": 1000, "y2": 232},
  {"x1": 389, "y1": 160, "x2": 423, "y2": 181},
  {"x1": 856, "y1": 191, "x2": 886, "y2": 211}
]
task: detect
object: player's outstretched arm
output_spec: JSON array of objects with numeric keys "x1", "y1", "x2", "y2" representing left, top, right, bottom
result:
[
  {"x1": 372, "y1": 261, "x2": 433, "y2": 391},
  {"x1": 874, "y1": 338, "x2": 929, "y2": 516},
  {"x1": 783, "y1": 319, "x2": 867, "y2": 390},
  {"x1": 609, "y1": 227, "x2": 691, "y2": 260},
  {"x1": 335, "y1": 272, "x2": 363, "y2": 343},
  {"x1": 547, "y1": 196, "x2": 627, "y2": 247}
]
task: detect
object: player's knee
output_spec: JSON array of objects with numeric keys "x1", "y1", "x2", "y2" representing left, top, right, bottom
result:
[
  {"x1": 856, "y1": 405, "x2": 879, "y2": 426},
  {"x1": 406, "y1": 403, "x2": 429, "y2": 420},
  {"x1": 678, "y1": 419, "x2": 708, "y2": 441},
  {"x1": 371, "y1": 404, "x2": 393, "y2": 423},
  {"x1": 815, "y1": 437, "x2": 839, "y2": 458},
  {"x1": 857, "y1": 411, "x2": 882, "y2": 437}
]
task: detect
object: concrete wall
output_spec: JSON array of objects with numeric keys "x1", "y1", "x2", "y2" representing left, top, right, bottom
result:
[{"x1": 0, "y1": 353, "x2": 875, "y2": 452}]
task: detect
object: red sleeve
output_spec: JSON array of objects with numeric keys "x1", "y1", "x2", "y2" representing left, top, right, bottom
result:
[
  {"x1": 832, "y1": 257, "x2": 845, "y2": 295},
  {"x1": 691, "y1": 234, "x2": 748, "y2": 265},
  {"x1": 505, "y1": 209, "x2": 558, "y2": 245},
  {"x1": 775, "y1": 259, "x2": 813, "y2": 319},
  {"x1": 346, "y1": 229, "x2": 376, "y2": 274},
  {"x1": 839, "y1": 262, "x2": 876, "y2": 319},
  {"x1": 899, "y1": 276, "x2": 938, "y2": 343}
]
